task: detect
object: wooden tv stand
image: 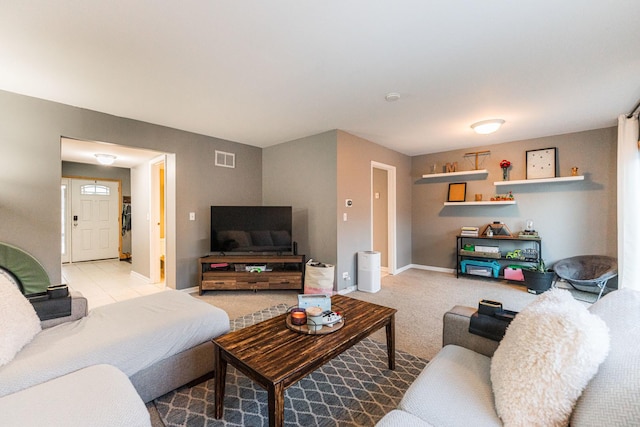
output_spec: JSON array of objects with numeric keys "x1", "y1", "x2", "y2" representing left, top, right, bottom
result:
[{"x1": 198, "y1": 254, "x2": 305, "y2": 294}]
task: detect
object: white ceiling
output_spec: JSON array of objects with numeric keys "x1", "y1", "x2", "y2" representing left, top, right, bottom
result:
[{"x1": 2, "y1": 1, "x2": 640, "y2": 157}]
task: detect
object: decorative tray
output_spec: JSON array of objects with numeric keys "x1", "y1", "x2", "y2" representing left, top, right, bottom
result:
[{"x1": 285, "y1": 313, "x2": 345, "y2": 335}]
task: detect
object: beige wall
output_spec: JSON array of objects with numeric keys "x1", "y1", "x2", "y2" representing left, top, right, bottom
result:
[
  {"x1": 0, "y1": 90, "x2": 262, "y2": 289},
  {"x1": 411, "y1": 127, "x2": 617, "y2": 270},
  {"x1": 262, "y1": 131, "x2": 338, "y2": 266},
  {"x1": 337, "y1": 131, "x2": 413, "y2": 291}
]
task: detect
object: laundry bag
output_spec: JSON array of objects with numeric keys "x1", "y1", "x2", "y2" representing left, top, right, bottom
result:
[{"x1": 304, "y1": 262, "x2": 335, "y2": 294}]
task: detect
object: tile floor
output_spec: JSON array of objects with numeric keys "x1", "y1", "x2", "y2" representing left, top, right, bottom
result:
[{"x1": 62, "y1": 259, "x2": 165, "y2": 310}]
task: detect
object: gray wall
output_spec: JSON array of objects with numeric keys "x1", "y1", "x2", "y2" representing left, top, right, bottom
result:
[
  {"x1": 263, "y1": 130, "x2": 412, "y2": 293},
  {"x1": 62, "y1": 161, "x2": 131, "y2": 197},
  {"x1": 262, "y1": 131, "x2": 338, "y2": 266},
  {"x1": 0, "y1": 90, "x2": 262, "y2": 289},
  {"x1": 130, "y1": 163, "x2": 151, "y2": 278},
  {"x1": 411, "y1": 127, "x2": 617, "y2": 269},
  {"x1": 2, "y1": 87, "x2": 616, "y2": 292},
  {"x1": 337, "y1": 131, "x2": 413, "y2": 291}
]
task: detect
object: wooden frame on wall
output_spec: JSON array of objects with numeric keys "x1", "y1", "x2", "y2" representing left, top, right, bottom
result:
[
  {"x1": 526, "y1": 147, "x2": 557, "y2": 179},
  {"x1": 447, "y1": 182, "x2": 467, "y2": 202}
]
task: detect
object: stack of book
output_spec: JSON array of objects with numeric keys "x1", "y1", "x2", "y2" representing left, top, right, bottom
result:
[
  {"x1": 461, "y1": 226, "x2": 479, "y2": 237},
  {"x1": 518, "y1": 230, "x2": 539, "y2": 239}
]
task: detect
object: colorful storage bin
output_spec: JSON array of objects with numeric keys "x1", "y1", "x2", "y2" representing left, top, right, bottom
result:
[{"x1": 461, "y1": 259, "x2": 501, "y2": 278}]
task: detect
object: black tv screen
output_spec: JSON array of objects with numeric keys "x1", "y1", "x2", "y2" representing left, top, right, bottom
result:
[{"x1": 210, "y1": 206, "x2": 293, "y2": 253}]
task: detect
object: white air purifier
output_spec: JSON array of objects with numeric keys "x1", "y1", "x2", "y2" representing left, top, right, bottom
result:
[{"x1": 358, "y1": 251, "x2": 381, "y2": 293}]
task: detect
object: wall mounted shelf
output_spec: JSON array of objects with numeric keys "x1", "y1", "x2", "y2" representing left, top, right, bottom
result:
[
  {"x1": 494, "y1": 175, "x2": 584, "y2": 186},
  {"x1": 421, "y1": 169, "x2": 488, "y2": 180},
  {"x1": 443, "y1": 200, "x2": 516, "y2": 206}
]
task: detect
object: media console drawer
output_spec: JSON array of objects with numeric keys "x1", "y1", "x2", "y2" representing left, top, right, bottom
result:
[
  {"x1": 202, "y1": 279, "x2": 237, "y2": 290},
  {"x1": 236, "y1": 280, "x2": 269, "y2": 290},
  {"x1": 268, "y1": 275, "x2": 301, "y2": 289}
]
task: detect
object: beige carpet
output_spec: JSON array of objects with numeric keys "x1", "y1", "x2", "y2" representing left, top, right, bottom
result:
[
  {"x1": 154, "y1": 305, "x2": 428, "y2": 426},
  {"x1": 147, "y1": 268, "x2": 595, "y2": 425},
  {"x1": 194, "y1": 268, "x2": 541, "y2": 361}
]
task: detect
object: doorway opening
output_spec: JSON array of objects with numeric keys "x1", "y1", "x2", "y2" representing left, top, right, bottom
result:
[
  {"x1": 61, "y1": 137, "x2": 176, "y2": 290},
  {"x1": 371, "y1": 161, "x2": 397, "y2": 275}
]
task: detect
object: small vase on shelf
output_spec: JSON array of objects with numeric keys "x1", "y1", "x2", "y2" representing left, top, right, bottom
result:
[{"x1": 499, "y1": 159, "x2": 511, "y2": 181}]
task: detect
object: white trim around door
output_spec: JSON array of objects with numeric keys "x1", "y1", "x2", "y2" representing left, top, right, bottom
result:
[{"x1": 371, "y1": 161, "x2": 397, "y2": 275}]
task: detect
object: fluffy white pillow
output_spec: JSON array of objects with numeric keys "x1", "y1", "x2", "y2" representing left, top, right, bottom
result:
[
  {"x1": 0, "y1": 275, "x2": 42, "y2": 366},
  {"x1": 490, "y1": 288, "x2": 609, "y2": 427}
]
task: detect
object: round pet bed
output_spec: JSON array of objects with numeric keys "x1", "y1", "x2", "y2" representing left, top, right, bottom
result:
[{"x1": 553, "y1": 255, "x2": 617, "y2": 301}]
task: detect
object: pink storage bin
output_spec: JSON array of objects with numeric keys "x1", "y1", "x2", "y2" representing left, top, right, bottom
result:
[{"x1": 504, "y1": 267, "x2": 525, "y2": 281}]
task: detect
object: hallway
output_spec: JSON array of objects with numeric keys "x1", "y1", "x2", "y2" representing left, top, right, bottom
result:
[{"x1": 62, "y1": 259, "x2": 165, "y2": 310}]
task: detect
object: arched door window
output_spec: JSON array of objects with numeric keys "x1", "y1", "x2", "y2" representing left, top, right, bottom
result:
[{"x1": 80, "y1": 184, "x2": 111, "y2": 196}]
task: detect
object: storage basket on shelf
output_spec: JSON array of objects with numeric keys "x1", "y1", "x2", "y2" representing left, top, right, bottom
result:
[{"x1": 460, "y1": 259, "x2": 501, "y2": 278}]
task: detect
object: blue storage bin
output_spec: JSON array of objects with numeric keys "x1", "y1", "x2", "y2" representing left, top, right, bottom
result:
[{"x1": 461, "y1": 259, "x2": 501, "y2": 278}]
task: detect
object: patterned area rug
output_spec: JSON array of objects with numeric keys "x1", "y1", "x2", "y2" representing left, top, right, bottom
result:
[{"x1": 154, "y1": 304, "x2": 428, "y2": 426}]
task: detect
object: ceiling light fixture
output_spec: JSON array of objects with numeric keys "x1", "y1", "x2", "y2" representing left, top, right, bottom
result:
[
  {"x1": 385, "y1": 92, "x2": 401, "y2": 102},
  {"x1": 471, "y1": 119, "x2": 505, "y2": 135},
  {"x1": 95, "y1": 154, "x2": 117, "y2": 165}
]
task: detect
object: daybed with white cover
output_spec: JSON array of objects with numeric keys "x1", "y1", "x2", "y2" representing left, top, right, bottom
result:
[{"x1": 0, "y1": 286, "x2": 230, "y2": 426}]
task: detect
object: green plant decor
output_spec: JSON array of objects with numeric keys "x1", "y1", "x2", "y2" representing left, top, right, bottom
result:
[
  {"x1": 523, "y1": 259, "x2": 555, "y2": 294},
  {"x1": 528, "y1": 259, "x2": 549, "y2": 273}
]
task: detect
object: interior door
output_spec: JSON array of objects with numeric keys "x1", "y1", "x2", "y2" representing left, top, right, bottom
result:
[
  {"x1": 70, "y1": 179, "x2": 120, "y2": 262},
  {"x1": 149, "y1": 156, "x2": 166, "y2": 284}
]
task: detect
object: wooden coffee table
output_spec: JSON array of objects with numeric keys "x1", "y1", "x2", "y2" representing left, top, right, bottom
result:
[{"x1": 212, "y1": 294, "x2": 396, "y2": 427}]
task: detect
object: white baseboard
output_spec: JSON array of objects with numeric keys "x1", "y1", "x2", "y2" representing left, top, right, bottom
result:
[
  {"x1": 180, "y1": 286, "x2": 199, "y2": 294},
  {"x1": 407, "y1": 264, "x2": 456, "y2": 274},
  {"x1": 337, "y1": 285, "x2": 357, "y2": 295},
  {"x1": 393, "y1": 264, "x2": 413, "y2": 274},
  {"x1": 130, "y1": 270, "x2": 151, "y2": 283}
]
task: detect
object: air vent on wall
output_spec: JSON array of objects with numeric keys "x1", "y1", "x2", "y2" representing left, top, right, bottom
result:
[{"x1": 215, "y1": 150, "x2": 235, "y2": 168}]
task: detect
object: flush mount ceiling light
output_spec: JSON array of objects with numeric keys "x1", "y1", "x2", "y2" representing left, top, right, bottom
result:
[
  {"x1": 385, "y1": 92, "x2": 401, "y2": 102},
  {"x1": 95, "y1": 154, "x2": 116, "y2": 165},
  {"x1": 471, "y1": 119, "x2": 505, "y2": 135}
]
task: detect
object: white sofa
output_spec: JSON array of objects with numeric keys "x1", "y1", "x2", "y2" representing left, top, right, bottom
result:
[
  {"x1": 376, "y1": 288, "x2": 640, "y2": 426},
  {"x1": 0, "y1": 289, "x2": 230, "y2": 426},
  {"x1": 0, "y1": 364, "x2": 152, "y2": 427}
]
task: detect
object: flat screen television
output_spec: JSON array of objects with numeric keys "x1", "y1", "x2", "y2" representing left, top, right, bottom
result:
[{"x1": 210, "y1": 206, "x2": 293, "y2": 254}]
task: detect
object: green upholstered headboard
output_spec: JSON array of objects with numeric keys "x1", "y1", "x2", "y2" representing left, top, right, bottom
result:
[{"x1": 0, "y1": 242, "x2": 51, "y2": 295}]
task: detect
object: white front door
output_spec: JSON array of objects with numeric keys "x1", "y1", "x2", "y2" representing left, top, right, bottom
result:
[{"x1": 70, "y1": 179, "x2": 120, "y2": 262}]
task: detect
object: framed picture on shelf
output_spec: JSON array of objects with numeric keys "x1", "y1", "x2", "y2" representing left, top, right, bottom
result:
[
  {"x1": 526, "y1": 147, "x2": 557, "y2": 179},
  {"x1": 447, "y1": 182, "x2": 467, "y2": 202}
]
